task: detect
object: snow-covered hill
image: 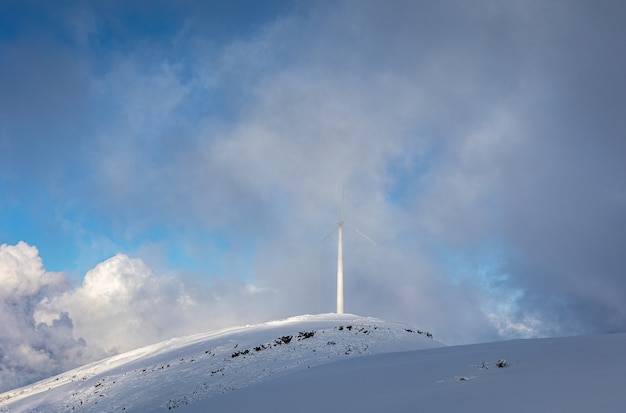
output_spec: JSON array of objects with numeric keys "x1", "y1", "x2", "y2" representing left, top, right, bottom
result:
[
  {"x1": 189, "y1": 332, "x2": 626, "y2": 413},
  {"x1": 3, "y1": 313, "x2": 625, "y2": 412},
  {"x1": 0, "y1": 314, "x2": 441, "y2": 412}
]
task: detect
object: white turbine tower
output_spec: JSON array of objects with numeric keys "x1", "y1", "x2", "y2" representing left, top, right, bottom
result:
[
  {"x1": 336, "y1": 202, "x2": 345, "y2": 314},
  {"x1": 329, "y1": 190, "x2": 375, "y2": 315}
]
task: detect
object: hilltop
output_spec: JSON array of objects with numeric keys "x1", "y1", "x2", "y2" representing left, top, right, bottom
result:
[{"x1": 0, "y1": 314, "x2": 440, "y2": 412}]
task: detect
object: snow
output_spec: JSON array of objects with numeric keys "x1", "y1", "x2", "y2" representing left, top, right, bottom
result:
[
  {"x1": 2, "y1": 314, "x2": 625, "y2": 412},
  {"x1": 0, "y1": 314, "x2": 440, "y2": 412},
  {"x1": 193, "y1": 333, "x2": 626, "y2": 413}
]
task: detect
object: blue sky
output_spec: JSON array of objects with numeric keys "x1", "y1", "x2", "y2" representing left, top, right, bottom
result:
[
  {"x1": 1, "y1": 0, "x2": 626, "y2": 391},
  {"x1": 1, "y1": 1, "x2": 292, "y2": 275}
]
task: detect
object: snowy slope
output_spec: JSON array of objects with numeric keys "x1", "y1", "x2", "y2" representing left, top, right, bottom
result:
[
  {"x1": 4, "y1": 314, "x2": 625, "y2": 413},
  {"x1": 190, "y1": 332, "x2": 626, "y2": 413},
  {"x1": 0, "y1": 314, "x2": 441, "y2": 412}
]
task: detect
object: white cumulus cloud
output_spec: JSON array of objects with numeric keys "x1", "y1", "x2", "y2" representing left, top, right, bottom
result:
[
  {"x1": 0, "y1": 242, "x2": 95, "y2": 392},
  {"x1": 1, "y1": 242, "x2": 278, "y2": 392}
]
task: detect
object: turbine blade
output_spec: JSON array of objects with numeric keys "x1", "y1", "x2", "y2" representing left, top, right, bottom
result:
[
  {"x1": 341, "y1": 186, "x2": 345, "y2": 222},
  {"x1": 319, "y1": 226, "x2": 339, "y2": 244},
  {"x1": 345, "y1": 222, "x2": 377, "y2": 245}
]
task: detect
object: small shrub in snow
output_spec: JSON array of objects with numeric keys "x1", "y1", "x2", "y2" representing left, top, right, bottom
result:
[
  {"x1": 275, "y1": 335, "x2": 293, "y2": 345},
  {"x1": 297, "y1": 331, "x2": 315, "y2": 340},
  {"x1": 165, "y1": 397, "x2": 188, "y2": 409},
  {"x1": 231, "y1": 349, "x2": 250, "y2": 358},
  {"x1": 211, "y1": 367, "x2": 224, "y2": 375}
]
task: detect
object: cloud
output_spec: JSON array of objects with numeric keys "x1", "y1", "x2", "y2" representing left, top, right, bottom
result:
[
  {"x1": 207, "y1": 0, "x2": 626, "y2": 342},
  {"x1": 1, "y1": 242, "x2": 278, "y2": 392},
  {"x1": 29, "y1": 0, "x2": 625, "y2": 342},
  {"x1": 35, "y1": 252, "x2": 276, "y2": 354},
  {"x1": 38, "y1": 253, "x2": 284, "y2": 354},
  {"x1": 0, "y1": 242, "x2": 97, "y2": 392}
]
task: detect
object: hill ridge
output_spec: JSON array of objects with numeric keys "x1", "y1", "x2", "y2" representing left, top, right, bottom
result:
[{"x1": 0, "y1": 313, "x2": 440, "y2": 412}]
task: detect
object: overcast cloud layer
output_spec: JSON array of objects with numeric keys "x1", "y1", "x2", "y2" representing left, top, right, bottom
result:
[{"x1": 1, "y1": 0, "x2": 626, "y2": 391}]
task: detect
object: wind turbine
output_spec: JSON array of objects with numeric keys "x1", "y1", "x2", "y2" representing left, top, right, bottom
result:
[{"x1": 326, "y1": 190, "x2": 376, "y2": 314}]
